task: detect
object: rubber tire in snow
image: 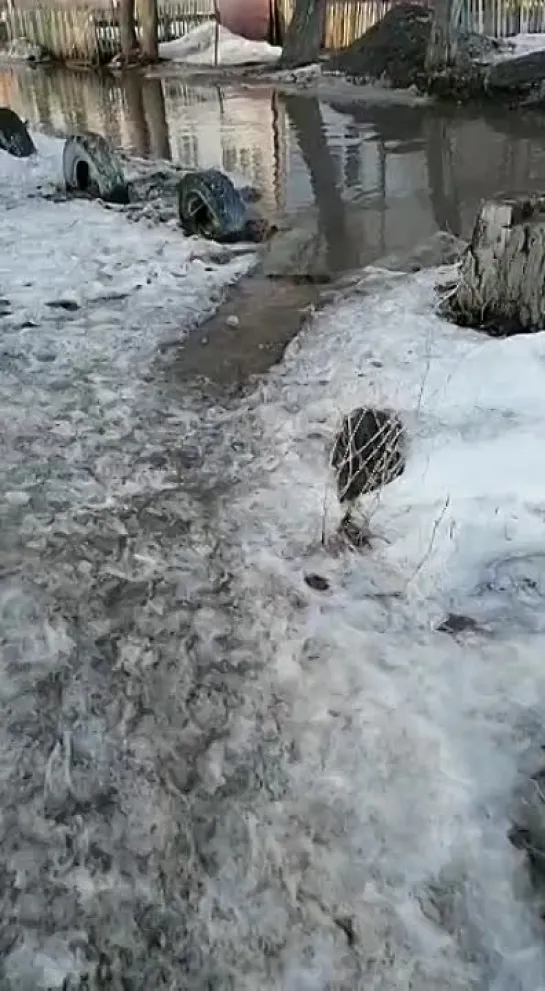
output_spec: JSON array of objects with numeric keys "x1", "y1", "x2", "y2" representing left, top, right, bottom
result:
[
  {"x1": 178, "y1": 168, "x2": 250, "y2": 243},
  {"x1": 0, "y1": 107, "x2": 36, "y2": 158},
  {"x1": 62, "y1": 131, "x2": 129, "y2": 204}
]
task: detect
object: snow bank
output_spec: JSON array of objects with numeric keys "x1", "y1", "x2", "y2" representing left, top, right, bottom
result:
[
  {"x1": 0, "y1": 36, "x2": 49, "y2": 63},
  {"x1": 215, "y1": 266, "x2": 545, "y2": 987},
  {"x1": 506, "y1": 31, "x2": 545, "y2": 57},
  {"x1": 159, "y1": 22, "x2": 281, "y2": 66},
  {"x1": 0, "y1": 132, "x2": 253, "y2": 373}
]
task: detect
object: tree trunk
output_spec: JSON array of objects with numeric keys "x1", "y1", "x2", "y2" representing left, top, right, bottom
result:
[
  {"x1": 425, "y1": 0, "x2": 463, "y2": 72},
  {"x1": 278, "y1": 0, "x2": 327, "y2": 69},
  {"x1": 449, "y1": 197, "x2": 545, "y2": 333},
  {"x1": 138, "y1": 0, "x2": 159, "y2": 61},
  {"x1": 119, "y1": 0, "x2": 137, "y2": 62}
]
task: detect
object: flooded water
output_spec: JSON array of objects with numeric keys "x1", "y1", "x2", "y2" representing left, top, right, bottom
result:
[
  {"x1": 3, "y1": 64, "x2": 545, "y2": 266},
  {"x1": 4, "y1": 63, "x2": 545, "y2": 384}
]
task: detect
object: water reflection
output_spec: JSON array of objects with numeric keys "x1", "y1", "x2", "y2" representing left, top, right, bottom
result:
[
  {"x1": 283, "y1": 94, "x2": 355, "y2": 273},
  {"x1": 0, "y1": 66, "x2": 287, "y2": 211},
  {"x1": 425, "y1": 116, "x2": 462, "y2": 237},
  {"x1": 3, "y1": 65, "x2": 545, "y2": 270},
  {"x1": 120, "y1": 73, "x2": 171, "y2": 160}
]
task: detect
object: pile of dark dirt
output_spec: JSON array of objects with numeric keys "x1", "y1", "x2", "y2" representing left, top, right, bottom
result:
[
  {"x1": 325, "y1": 2, "x2": 505, "y2": 91},
  {"x1": 326, "y1": 3, "x2": 432, "y2": 88}
]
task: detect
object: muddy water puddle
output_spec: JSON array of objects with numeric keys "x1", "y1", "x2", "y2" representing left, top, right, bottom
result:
[
  {"x1": 5, "y1": 64, "x2": 545, "y2": 382},
  {"x1": 169, "y1": 275, "x2": 319, "y2": 388}
]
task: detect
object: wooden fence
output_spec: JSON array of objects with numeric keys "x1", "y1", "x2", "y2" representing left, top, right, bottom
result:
[
  {"x1": 4, "y1": 0, "x2": 423, "y2": 63},
  {"x1": 462, "y1": 0, "x2": 545, "y2": 34},
  {"x1": 275, "y1": 0, "x2": 424, "y2": 49},
  {"x1": 323, "y1": 0, "x2": 407, "y2": 48},
  {"x1": 278, "y1": 0, "x2": 545, "y2": 48},
  {"x1": 5, "y1": 0, "x2": 215, "y2": 64},
  {"x1": 4, "y1": 0, "x2": 545, "y2": 65}
]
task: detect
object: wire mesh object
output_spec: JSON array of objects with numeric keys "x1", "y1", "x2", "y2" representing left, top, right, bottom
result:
[{"x1": 331, "y1": 406, "x2": 406, "y2": 504}]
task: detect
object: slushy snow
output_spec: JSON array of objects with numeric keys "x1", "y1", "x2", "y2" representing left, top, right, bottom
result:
[
  {"x1": 1, "y1": 133, "x2": 545, "y2": 989},
  {"x1": 507, "y1": 31, "x2": 545, "y2": 56},
  {"x1": 228, "y1": 266, "x2": 545, "y2": 989},
  {"x1": 159, "y1": 22, "x2": 281, "y2": 65}
]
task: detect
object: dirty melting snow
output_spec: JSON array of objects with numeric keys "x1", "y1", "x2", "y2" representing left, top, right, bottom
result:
[
  {"x1": 225, "y1": 267, "x2": 545, "y2": 990},
  {"x1": 507, "y1": 32, "x2": 545, "y2": 57},
  {"x1": 1, "y1": 134, "x2": 545, "y2": 989},
  {"x1": 0, "y1": 131, "x2": 258, "y2": 989},
  {"x1": 159, "y1": 23, "x2": 281, "y2": 66}
]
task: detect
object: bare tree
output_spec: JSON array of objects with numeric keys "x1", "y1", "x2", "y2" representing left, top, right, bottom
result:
[
  {"x1": 119, "y1": 0, "x2": 138, "y2": 62},
  {"x1": 425, "y1": 0, "x2": 464, "y2": 72},
  {"x1": 278, "y1": 0, "x2": 328, "y2": 68},
  {"x1": 138, "y1": 0, "x2": 159, "y2": 61}
]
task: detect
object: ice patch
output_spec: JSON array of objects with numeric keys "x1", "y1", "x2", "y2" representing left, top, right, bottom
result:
[{"x1": 506, "y1": 31, "x2": 545, "y2": 57}]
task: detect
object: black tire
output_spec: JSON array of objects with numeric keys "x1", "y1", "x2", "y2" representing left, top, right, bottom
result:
[
  {"x1": 178, "y1": 168, "x2": 250, "y2": 243},
  {"x1": 0, "y1": 107, "x2": 36, "y2": 158},
  {"x1": 62, "y1": 131, "x2": 129, "y2": 205}
]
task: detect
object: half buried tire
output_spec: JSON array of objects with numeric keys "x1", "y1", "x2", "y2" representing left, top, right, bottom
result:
[
  {"x1": 178, "y1": 168, "x2": 251, "y2": 243},
  {"x1": 63, "y1": 132, "x2": 129, "y2": 205},
  {"x1": 0, "y1": 108, "x2": 36, "y2": 158}
]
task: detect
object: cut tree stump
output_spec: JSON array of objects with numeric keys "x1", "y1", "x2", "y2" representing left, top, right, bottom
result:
[{"x1": 448, "y1": 197, "x2": 545, "y2": 334}]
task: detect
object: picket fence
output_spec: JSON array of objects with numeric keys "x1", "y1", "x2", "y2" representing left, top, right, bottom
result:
[{"x1": 3, "y1": 0, "x2": 545, "y2": 65}]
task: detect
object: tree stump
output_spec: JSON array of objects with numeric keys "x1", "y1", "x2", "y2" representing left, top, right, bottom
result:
[{"x1": 448, "y1": 197, "x2": 545, "y2": 334}]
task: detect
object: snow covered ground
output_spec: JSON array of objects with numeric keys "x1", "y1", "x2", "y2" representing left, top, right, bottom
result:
[
  {"x1": 159, "y1": 22, "x2": 281, "y2": 66},
  {"x1": 507, "y1": 31, "x2": 545, "y2": 56},
  {"x1": 2, "y1": 131, "x2": 545, "y2": 989},
  {"x1": 231, "y1": 267, "x2": 545, "y2": 989}
]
